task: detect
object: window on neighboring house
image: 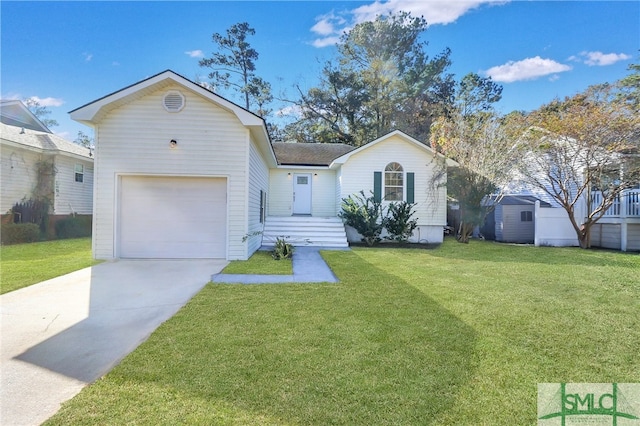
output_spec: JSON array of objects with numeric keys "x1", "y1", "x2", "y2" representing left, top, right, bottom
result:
[
  {"x1": 75, "y1": 164, "x2": 84, "y2": 183},
  {"x1": 385, "y1": 162, "x2": 403, "y2": 201},
  {"x1": 521, "y1": 211, "x2": 533, "y2": 222}
]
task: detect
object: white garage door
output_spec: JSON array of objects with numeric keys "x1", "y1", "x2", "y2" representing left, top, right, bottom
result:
[{"x1": 119, "y1": 176, "x2": 227, "y2": 258}]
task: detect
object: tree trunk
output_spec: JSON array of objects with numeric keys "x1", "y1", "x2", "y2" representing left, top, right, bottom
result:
[
  {"x1": 577, "y1": 223, "x2": 591, "y2": 249},
  {"x1": 456, "y1": 222, "x2": 474, "y2": 244}
]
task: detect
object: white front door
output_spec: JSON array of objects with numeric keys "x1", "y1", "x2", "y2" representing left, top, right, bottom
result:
[{"x1": 293, "y1": 173, "x2": 312, "y2": 215}]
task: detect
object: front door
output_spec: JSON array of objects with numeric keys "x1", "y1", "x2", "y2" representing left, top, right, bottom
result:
[{"x1": 293, "y1": 173, "x2": 312, "y2": 215}]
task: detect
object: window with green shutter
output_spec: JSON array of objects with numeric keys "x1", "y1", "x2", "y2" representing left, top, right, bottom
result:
[{"x1": 385, "y1": 162, "x2": 403, "y2": 201}]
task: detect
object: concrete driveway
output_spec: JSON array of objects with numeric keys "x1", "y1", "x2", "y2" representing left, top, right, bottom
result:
[{"x1": 1, "y1": 259, "x2": 227, "y2": 426}]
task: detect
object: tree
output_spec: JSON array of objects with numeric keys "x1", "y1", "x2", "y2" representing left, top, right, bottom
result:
[
  {"x1": 74, "y1": 131, "x2": 93, "y2": 149},
  {"x1": 454, "y1": 73, "x2": 503, "y2": 117},
  {"x1": 285, "y1": 12, "x2": 454, "y2": 146},
  {"x1": 431, "y1": 110, "x2": 525, "y2": 242},
  {"x1": 429, "y1": 74, "x2": 518, "y2": 243},
  {"x1": 24, "y1": 98, "x2": 58, "y2": 128},
  {"x1": 617, "y1": 59, "x2": 640, "y2": 111},
  {"x1": 519, "y1": 83, "x2": 640, "y2": 249},
  {"x1": 199, "y1": 22, "x2": 272, "y2": 115}
]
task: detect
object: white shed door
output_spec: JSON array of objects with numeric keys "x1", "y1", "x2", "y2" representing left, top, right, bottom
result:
[{"x1": 119, "y1": 176, "x2": 226, "y2": 258}]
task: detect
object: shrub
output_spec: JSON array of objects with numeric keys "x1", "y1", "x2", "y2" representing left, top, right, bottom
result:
[
  {"x1": 11, "y1": 199, "x2": 50, "y2": 234},
  {"x1": 383, "y1": 201, "x2": 418, "y2": 242},
  {"x1": 339, "y1": 191, "x2": 383, "y2": 246},
  {"x1": 55, "y1": 216, "x2": 92, "y2": 239},
  {"x1": 272, "y1": 237, "x2": 294, "y2": 260},
  {"x1": 1, "y1": 223, "x2": 41, "y2": 245}
]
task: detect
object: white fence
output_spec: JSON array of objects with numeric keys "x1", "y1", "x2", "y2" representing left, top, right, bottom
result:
[{"x1": 534, "y1": 201, "x2": 579, "y2": 247}]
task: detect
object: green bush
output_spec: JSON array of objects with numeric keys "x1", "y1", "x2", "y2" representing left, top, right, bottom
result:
[
  {"x1": 383, "y1": 201, "x2": 418, "y2": 242},
  {"x1": 339, "y1": 191, "x2": 384, "y2": 246},
  {"x1": 55, "y1": 216, "x2": 92, "y2": 239},
  {"x1": 1, "y1": 223, "x2": 41, "y2": 245},
  {"x1": 272, "y1": 237, "x2": 294, "y2": 260}
]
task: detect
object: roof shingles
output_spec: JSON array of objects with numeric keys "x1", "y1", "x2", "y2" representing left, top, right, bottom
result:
[{"x1": 272, "y1": 142, "x2": 355, "y2": 166}]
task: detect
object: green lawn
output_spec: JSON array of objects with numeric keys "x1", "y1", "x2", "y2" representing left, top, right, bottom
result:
[
  {"x1": 222, "y1": 250, "x2": 293, "y2": 275},
  {"x1": 46, "y1": 239, "x2": 640, "y2": 425},
  {"x1": 0, "y1": 238, "x2": 98, "y2": 294}
]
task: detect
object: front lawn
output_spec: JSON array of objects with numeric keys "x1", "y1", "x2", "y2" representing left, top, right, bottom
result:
[
  {"x1": 222, "y1": 250, "x2": 293, "y2": 275},
  {"x1": 46, "y1": 239, "x2": 640, "y2": 425},
  {"x1": 0, "y1": 238, "x2": 97, "y2": 294}
]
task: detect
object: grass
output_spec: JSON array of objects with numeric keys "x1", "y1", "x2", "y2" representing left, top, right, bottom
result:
[
  {"x1": 0, "y1": 238, "x2": 98, "y2": 294},
  {"x1": 46, "y1": 239, "x2": 640, "y2": 425},
  {"x1": 221, "y1": 250, "x2": 293, "y2": 275}
]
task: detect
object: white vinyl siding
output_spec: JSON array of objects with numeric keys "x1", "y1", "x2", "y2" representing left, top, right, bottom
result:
[
  {"x1": 311, "y1": 170, "x2": 337, "y2": 216},
  {"x1": 54, "y1": 155, "x2": 93, "y2": 214},
  {"x1": 339, "y1": 135, "x2": 447, "y2": 227},
  {"x1": 0, "y1": 145, "x2": 93, "y2": 215},
  {"x1": 0, "y1": 145, "x2": 39, "y2": 212},
  {"x1": 268, "y1": 168, "x2": 336, "y2": 217},
  {"x1": 247, "y1": 140, "x2": 269, "y2": 255},
  {"x1": 92, "y1": 84, "x2": 250, "y2": 260},
  {"x1": 268, "y1": 169, "x2": 293, "y2": 216}
]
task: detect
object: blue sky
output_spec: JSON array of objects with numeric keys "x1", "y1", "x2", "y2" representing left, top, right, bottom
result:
[{"x1": 1, "y1": 1, "x2": 638, "y2": 140}]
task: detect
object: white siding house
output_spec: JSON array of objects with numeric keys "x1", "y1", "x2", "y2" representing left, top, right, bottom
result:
[
  {"x1": 70, "y1": 71, "x2": 276, "y2": 260},
  {"x1": 332, "y1": 131, "x2": 455, "y2": 243},
  {"x1": 1, "y1": 100, "x2": 93, "y2": 218},
  {"x1": 70, "y1": 71, "x2": 455, "y2": 260}
]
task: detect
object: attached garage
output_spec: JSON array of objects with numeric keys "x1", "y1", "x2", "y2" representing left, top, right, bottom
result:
[
  {"x1": 70, "y1": 70, "x2": 276, "y2": 260},
  {"x1": 118, "y1": 176, "x2": 227, "y2": 259}
]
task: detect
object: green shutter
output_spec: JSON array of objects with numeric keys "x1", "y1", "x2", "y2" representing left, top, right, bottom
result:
[
  {"x1": 374, "y1": 172, "x2": 382, "y2": 202},
  {"x1": 407, "y1": 172, "x2": 415, "y2": 203}
]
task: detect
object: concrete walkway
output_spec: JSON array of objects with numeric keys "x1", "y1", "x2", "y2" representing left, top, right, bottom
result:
[
  {"x1": 1, "y1": 259, "x2": 226, "y2": 426},
  {"x1": 212, "y1": 246, "x2": 346, "y2": 284}
]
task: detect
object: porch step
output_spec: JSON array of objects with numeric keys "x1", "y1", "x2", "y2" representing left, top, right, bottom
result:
[{"x1": 262, "y1": 216, "x2": 349, "y2": 247}]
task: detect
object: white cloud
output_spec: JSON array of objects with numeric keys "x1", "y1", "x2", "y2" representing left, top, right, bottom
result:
[
  {"x1": 311, "y1": 15, "x2": 341, "y2": 36},
  {"x1": 27, "y1": 96, "x2": 65, "y2": 107},
  {"x1": 484, "y1": 56, "x2": 572, "y2": 83},
  {"x1": 310, "y1": 0, "x2": 507, "y2": 47},
  {"x1": 312, "y1": 36, "x2": 342, "y2": 48},
  {"x1": 276, "y1": 105, "x2": 304, "y2": 118},
  {"x1": 352, "y1": 0, "x2": 507, "y2": 26},
  {"x1": 83, "y1": 52, "x2": 93, "y2": 62},
  {"x1": 185, "y1": 49, "x2": 204, "y2": 58},
  {"x1": 571, "y1": 51, "x2": 631, "y2": 66}
]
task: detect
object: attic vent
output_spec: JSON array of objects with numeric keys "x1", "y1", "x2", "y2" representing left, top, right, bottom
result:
[{"x1": 163, "y1": 91, "x2": 185, "y2": 112}]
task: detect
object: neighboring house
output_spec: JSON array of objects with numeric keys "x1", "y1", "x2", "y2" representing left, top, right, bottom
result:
[
  {"x1": 70, "y1": 70, "x2": 454, "y2": 260},
  {"x1": 0, "y1": 100, "x2": 94, "y2": 225},
  {"x1": 498, "y1": 162, "x2": 639, "y2": 251},
  {"x1": 481, "y1": 195, "x2": 551, "y2": 243},
  {"x1": 588, "y1": 186, "x2": 640, "y2": 251}
]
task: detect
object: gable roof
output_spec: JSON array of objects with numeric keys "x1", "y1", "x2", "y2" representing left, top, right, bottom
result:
[
  {"x1": 272, "y1": 142, "x2": 355, "y2": 166},
  {"x1": 329, "y1": 130, "x2": 458, "y2": 168},
  {"x1": 0, "y1": 100, "x2": 51, "y2": 133},
  {"x1": 0, "y1": 121, "x2": 93, "y2": 160},
  {"x1": 69, "y1": 69, "x2": 277, "y2": 167},
  {"x1": 486, "y1": 195, "x2": 552, "y2": 207}
]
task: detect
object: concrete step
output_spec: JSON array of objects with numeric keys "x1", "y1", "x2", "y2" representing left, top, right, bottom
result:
[{"x1": 263, "y1": 216, "x2": 348, "y2": 247}]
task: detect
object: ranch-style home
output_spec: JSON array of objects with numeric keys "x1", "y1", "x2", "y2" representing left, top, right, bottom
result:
[
  {"x1": 70, "y1": 70, "x2": 454, "y2": 260},
  {"x1": 1, "y1": 100, "x2": 94, "y2": 226}
]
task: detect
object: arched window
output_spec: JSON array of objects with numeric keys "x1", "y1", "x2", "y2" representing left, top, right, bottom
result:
[{"x1": 385, "y1": 162, "x2": 403, "y2": 201}]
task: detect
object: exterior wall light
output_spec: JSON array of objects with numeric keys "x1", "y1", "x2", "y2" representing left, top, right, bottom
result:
[{"x1": 170, "y1": 139, "x2": 178, "y2": 148}]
